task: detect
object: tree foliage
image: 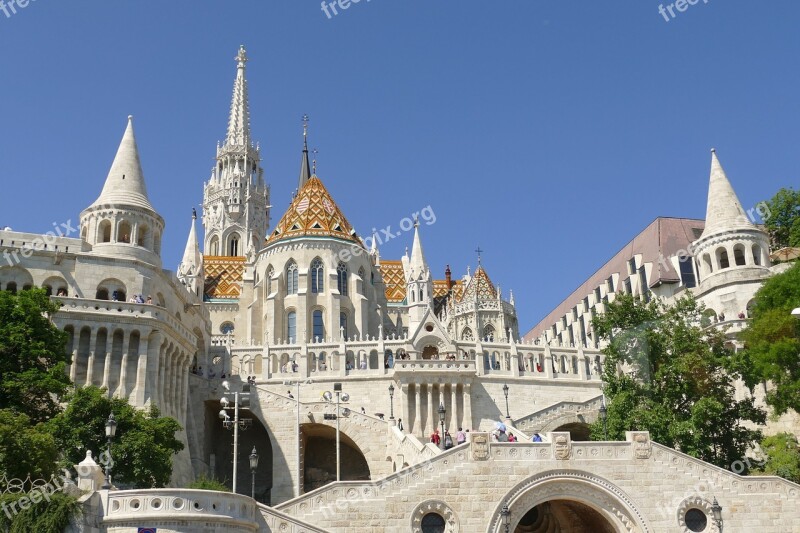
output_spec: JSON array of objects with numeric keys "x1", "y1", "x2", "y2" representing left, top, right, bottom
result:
[
  {"x1": 590, "y1": 293, "x2": 764, "y2": 469},
  {"x1": 0, "y1": 492, "x2": 81, "y2": 533},
  {"x1": 763, "y1": 187, "x2": 800, "y2": 250},
  {"x1": 0, "y1": 410, "x2": 59, "y2": 480},
  {"x1": 187, "y1": 474, "x2": 230, "y2": 492},
  {"x1": 737, "y1": 262, "x2": 800, "y2": 414},
  {"x1": 0, "y1": 289, "x2": 71, "y2": 424},
  {"x1": 47, "y1": 386, "x2": 184, "y2": 488},
  {"x1": 754, "y1": 432, "x2": 800, "y2": 484}
]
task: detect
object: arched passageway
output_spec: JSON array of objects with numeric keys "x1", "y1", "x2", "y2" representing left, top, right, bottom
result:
[
  {"x1": 513, "y1": 500, "x2": 615, "y2": 532},
  {"x1": 301, "y1": 423, "x2": 370, "y2": 493},
  {"x1": 553, "y1": 422, "x2": 592, "y2": 441}
]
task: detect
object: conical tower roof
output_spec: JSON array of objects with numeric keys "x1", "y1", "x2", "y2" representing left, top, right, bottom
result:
[
  {"x1": 700, "y1": 149, "x2": 754, "y2": 238},
  {"x1": 225, "y1": 46, "x2": 252, "y2": 149},
  {"x1": 459, "y1": 264, "x2": 497, "y2": 302},
  {"x1": 408, "y1": 221, "x2": 429, "y2": 279},
  {"x1": 180, "y1": 209, "x2": 202, "y2": 272},
  {"x1": 266, "y1": 176, "x2": 362, "y2": 246},
  {"x1": 89, "y1": 116, "x2": 155, "y2": 211}
]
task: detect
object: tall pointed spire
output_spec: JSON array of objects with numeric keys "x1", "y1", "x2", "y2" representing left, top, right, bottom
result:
[
  {"x1": 409, "y1": 219, "x2": 429, "y2": 278},
  {"x1": 178, "y1": 208, "x2": 203, "y2": 294},
  {"x1": 90, "y1": 116, "x2": 155, "y2": 212},
  {"x1": 700, "y1": 149, "x2": 754, "y2": 237},
  {"x1": 225, "y1": 45, "x2": 252, "y2": 148},
  {"x1": 298, "y1": 114, "x2": 311, "y2": 191}
]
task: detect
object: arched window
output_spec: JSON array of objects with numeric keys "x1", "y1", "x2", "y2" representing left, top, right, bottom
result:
[
  {"x1": 703, "y1": 253, "x2": 713, "y2": 274},
  {"x1": 313, "y1": 310, "x2": 324, "y2": 341},
  {"x1": 461, "y1": 327, "x2": 474, "y2": 341},
  {"x1": 117, "y1": 221, "x2": 131, "y2": 243},
  {"x1": 229, "y1": 233, "x2": 240, "y2": 256},
  {"x1": 5, "y1": 282, "x2": 17, "y2": 294},
  {"x1": 311, "y1": 258, "x2": 324, "y2": 293},
  {"x1": 339, "y1": 312, "x2": 348, "y2": 340},
  {"x1": 220, "y1": 322, "x2": 235, "y2": 334},
  {"x1": 421, "y1": 512, "x2": 446, "y2": 533},
  {"x1": 95, "y1": 288, "x2": 109, "y2": 300},
  {"x1": 266, "y1": 266, "x2": 274, "y2": 297},
  {"x1": 99, "y1": 220, "x2": 112, "y2": 243},
  {"x1": 716, "y1": 247, "x2": 729, "y2": 269},
  {"x1": 153, "y1": 232, "x2": 161, "y2": 255},
  {"x1": 752, "y1": 244, "x2": 762, "y2": 266},
  {"x1": 286, "y1": 261, "x2": 298, "y2": 295},
  {"x1": 287, "y1": 311, "x2": 297, "y2": 343},
  {"x1": 483, "y1": 324, "x2": 495, "y2": 342},
  {"x1": 733, "y1": 244, "x2": 746, "y2": 266},
  {"x1": 137, "y1": 225, "x2": 148, "y2": 247},
  {"x1": 337, "y1": 262, "x2": 348, "y2": 296},
  {"x1": 209, "y1": 236, "x2": 220, "y2": 256}
]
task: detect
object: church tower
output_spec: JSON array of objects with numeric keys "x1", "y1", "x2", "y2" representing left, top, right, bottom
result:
[
  {"x1": 691, "y1": 149, "x2": 771, "y2": 321},
  {"x1": 403, "y1": 221, "x2": 433, "y2": 330},
  {"x1": 80, "y1": 116, "x2": 165, "y2": 267},
  {"x1": 202, "y1": 46, "x2": 270, "y2": 258}
]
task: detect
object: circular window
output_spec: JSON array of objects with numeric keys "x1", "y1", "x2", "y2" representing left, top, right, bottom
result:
[
  {"x1": 421, "y1": 512, "x2": 446, "y2": 533},
  {"x1": 685, "y1": 508, "x2": 708, "y2": 532},
  {"x1": 425, "y1": 324, "x2": 434, "y2": 332}
]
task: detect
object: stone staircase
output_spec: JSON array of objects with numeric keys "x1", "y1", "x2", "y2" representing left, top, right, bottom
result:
[{"x1": 513, "y1": 395, "x2": 603, "y2": 434}]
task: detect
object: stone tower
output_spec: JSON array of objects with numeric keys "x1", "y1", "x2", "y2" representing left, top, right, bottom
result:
[
  {"x1": 403, "y1": 221, "x2": 433, "y2": 330},
  {"x1": 202, "y1": 46, "x2": 270, "y2": 258},
  {"x1": 79, "y1": 116, "x2": 165, "y2": 267}
]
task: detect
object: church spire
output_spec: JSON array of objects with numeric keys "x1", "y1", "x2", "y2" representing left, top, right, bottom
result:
[
  {"x1": 700, "y1": 149, "x2": 754, "y2": 238},
  {"x1": 408, "y1": 219, "x2": 429, "y2": 279},
  {"x1": 178, "y1": 208, "x2": 203, "y2": 295},
  {"x1": 224, "y1": 45, "x2": 252, "y2": 148},
  {"x1": 298, "y1": 114, "x2": 311, "y2": 191},
  {"x1": 90, "y1": 116, "x2": 155, "y2": 212}
]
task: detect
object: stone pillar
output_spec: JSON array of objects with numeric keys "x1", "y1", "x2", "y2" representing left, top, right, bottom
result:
[
  {"x1": 450, "y1": 381, "x2": 458, "y2": 431},
  {"x1": 86, "y1": 328, "x2": 97, "y2": 386},
  {"x1": 511, "y1": 353, "x2": 521, "y2": 377},
  {"x1": 463, "y1": 383, "x2": 473, "y2": 431},
  {"x1": 426, "y1": 383, "x2": 434, "y2": 437},
  {"x1": 415, "y1": 382, "x2": 423, "y2": 436},
  {"x1": 132, "y1": 332, "x2": 150, "y2": 405},
  {"x1": 118, "y1": 330, "x2": 131, "y2": 398},
  {"x1": 401, "y1": 382, "x2": 410, "y2": 431}
]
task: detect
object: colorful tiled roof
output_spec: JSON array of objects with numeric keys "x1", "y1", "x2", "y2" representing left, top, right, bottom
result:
[
  {"x1": 459, "y1": 265, "x2": 497, "y2": 301},
  {"x1": 266, "y1": 176, "x2": 362, "y2": 247},
  {"x1": 379, "y1": 260, "x2": 406, "y2": 303},
  {"x1": 204, "y1": 256, "x2": 246, "y2": 299}
]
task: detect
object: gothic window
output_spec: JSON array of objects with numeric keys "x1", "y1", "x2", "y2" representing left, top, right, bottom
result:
[
  {"x1": 337, "y1": 262, "x2": 348, "y2": 296},
  {"x1": 266, "y1": 266, "x2": 274, "y2": 297},
  {"x1": 229, "y1": 233, "x2": 240, "y2": 256},
  {"x1": 219, "y1": 322, "x2": 234, "y2": 334},
  {"x1": 287, "y1": 311, "x2": 297, "y2": 343},
  {"x1": 209, "y1": 236, "x2": 220, "y2": 256},
  {"x1": 734, "y1": 244, "x2": 746, "y2": 266},
  {"x1": 313, "y1": 310, "x2": 324, "y2": 341},
  {"x1": 716, "y1": 247, "x2": 729, "y2": 269},
  {"x1": 137, "y1": 225, "x2": 148, "y2": 247},
  {"x1": 461, "y1": 327, "x2": 474, "y2": 341},
  {"x1": 752, "y1": 244, "x2": 762, "y2": 266},
  {"x1": 483, "y1": 325, "x2": 495, "y2": 342},
  {"x1": 99, "y1": 220, "x2": 112, "y2": 243},
  {"x1": 311, "y1": 258, "x2": 324, "y2": 293},
  {"x1": 117, "y1": 221, "x2": 131, "y2": 243},
  {"x1": 286, "y1": 261, "x2": 298, "y2": 295},
  {"x1": 340, "y1": 312, "x2": 348, "y2": 339}
]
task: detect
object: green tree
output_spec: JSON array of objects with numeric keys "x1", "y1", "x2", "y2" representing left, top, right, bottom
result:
[
  {"x1": 47, "y1": 386, "x2": 184, "y2": 488},
  {"x1": 763, "y1": 187, "x2": 800, "y2": 250},
  {"x1": 590, "y1": 294, "x2": 764, "y2": 469},
  {"x1": 0, "y1": 410, "x2": 59, "y2": 479},
  {"x1": 0, "y1": 289, "x2": 71, "y2": 424},
  {"x1": 737, "y1": 262, "x2": 800, "y2": 414},
  {"x1": 754, "y1": 432, "x2": 800, "y2": 484}
]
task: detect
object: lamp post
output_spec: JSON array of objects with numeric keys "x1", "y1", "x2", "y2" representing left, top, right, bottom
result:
[
  {"x1": 502, "y1": 383, "x2": 510, "y2": 420},
  {"x1": 101, "y1": 413, "x2": 117, "y2": 490},
  {"x1": 438, "y1": 403, "x2": 446, "y2": 449},
  {"x1": 284, "y1": 379, "x2": 312, "y2": 497},
  {"x1": 219, "y1": 380, "x2": 252, "y2": 494},
  {"x1": 388, "y1": 384, "x2": 395, "y2": 420},
  {"x1": 711, "y1": 497, "x2": 723, "y2": 532},
  {"x1": 323, "y1": 383, "x2": 349, "y2": 481},
  {"x1": 500, "y1": 502, "x2": 510, "y2": 533},
  {"x1": 599, "y1": 399, "x2": 608, "y2": 440},
  {"x1": 249, "y1": 447, "x2": 259, "y2": 500}
]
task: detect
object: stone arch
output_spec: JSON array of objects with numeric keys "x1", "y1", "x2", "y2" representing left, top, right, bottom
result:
[
  {"x1": 0, "y1": 266, "x2": 33, "y2": 293},
  {"x1": 42, "y1": 275, "x2": 68, "y2": 297},
  {"x1": 410, "y1": 499, "x2": 461, "y2": 532},
  {"x1": 96, "y1": 278, "x2": 126, "y2": 301},
  {"x1": 117, "y1": 220, "x2": 132, "y2": 243},
  {"x1": 209, "y1": 235, "x2": 220, "y2": 256},
  {"x1": 487, "y1": 470, "x2": 651, "y2": 533},
  {"x1": 540, "y1": 411, "x2": 599, "y2": 435},
  {"x1": 299, "y1": 422, "x2": 372, "y2": 493},
  {"x1": 715, "y1": 247, "x2": 729, "y2": 270},
  {"x1": 98, "y1": 220, "x2": 112, "y2": 243},
  {"x1": 752, "y1": 243, "x2": 763, "y2": 266},
  {"x1": 733, "y1": 243, "x2": 746, "y2": 266}
]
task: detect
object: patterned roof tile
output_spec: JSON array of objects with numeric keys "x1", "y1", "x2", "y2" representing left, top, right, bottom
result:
[{"x1": 204, "y1": 256, "x2": 246, "y2": 299}]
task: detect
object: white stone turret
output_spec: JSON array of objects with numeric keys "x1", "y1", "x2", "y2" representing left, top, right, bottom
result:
[
  {"x1": 405, "y1": 221, "x2": 432, "y2": 329},
  {"x1": 79, "y1": 116, "x2": 165, "y2": 266},
  {"x1": 691, "y1": 149, "x2": 771, "y2": 319},
  {"x1": 178, "y1": 209, "x2": 203, "y2": 297},
  {"x1": 202, "y1": 46, "x2": 270, "y2": 258}
]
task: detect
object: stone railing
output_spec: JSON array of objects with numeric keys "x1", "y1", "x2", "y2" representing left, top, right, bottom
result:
[
  {"x1": 513, "y1": 395, "x2": 604, "y2": 434},
  {"x1": 104, "y1": 489, "x2": 258, "y2": 532},
  {"x1": 257, "y1": 503, "x2": 330, "y2": 532},
  {"x1": 392, "y1": 359, "x2": 476, "y2": 373},
  {"x1": 389, "y1": 425, "x2": 440, "y2": 466}
]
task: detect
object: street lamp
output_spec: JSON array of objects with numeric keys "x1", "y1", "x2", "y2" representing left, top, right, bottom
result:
[
  {"x1": 219, "y1": 380, "x2": 252, "y2": 494},
  {"x1": 599, "y1": 399, "x2": 608, "y2": 440},
  {"x1": 438, "y1": 403, "x2": 446, "y2": 449},
  {"x1": 388, "y1": 384, "x2": 395, "y2": 420},
  {"x1": 502, "y1": 383, "x2": 510, "y2": 419},
  {"x1": 500, "y1": 502, "x2": 510, "y2": 533},
  {"x1": 249, "y1": 447, "x2": 259, "y2": 500},
  {"x1": 711, "y1": 497, "x2": 723, "y2": 532},
  {"x1": 101, "y1": 413, "x2": 117, "y2": 490},
  {"x1": 323, "y1": 383, "x2": 349, "y2": 481}
]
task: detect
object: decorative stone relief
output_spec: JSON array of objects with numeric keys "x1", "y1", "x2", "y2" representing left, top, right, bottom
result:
[
  {"x1": 552, "y1": 432, "x2": 571, "y2": 460},
  {"x1": 631, "y1": 432, "x2": 652, "y2": 459},
  {"x1": 471, "y1": 432, "x2": 490, "y2": 461},
  {"x1": 411, "y1": 500, "x2": 459, "y2": 533}
]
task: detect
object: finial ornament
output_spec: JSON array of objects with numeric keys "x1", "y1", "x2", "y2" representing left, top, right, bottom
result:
[
  {"x1": 312, "y1": 148, "x2": 318, "y2": 174},
  {"x1": 236, "y1": 45, "x2": 248, "y2": 69},
  {"x1": 302, "y1": 114, "x2": 309, "y2": 138},
  {"x1": 475, "y1": 246, "x2": 484, "y2": 265},
  {"x1": 192, "y1": 207, "x2": 197, "y2": 220}
]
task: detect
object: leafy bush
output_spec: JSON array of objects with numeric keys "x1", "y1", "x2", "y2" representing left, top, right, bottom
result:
[
  {"x1": 0, "y1": 492, "x2": 80, "y2": 533},
  {"x1": 186, "y1": 474, "x2": 230, "y2": 492}
]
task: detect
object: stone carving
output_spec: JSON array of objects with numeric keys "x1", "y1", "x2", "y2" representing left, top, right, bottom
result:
[
  {"x1": 632, "y1": 432, "x2": 652, "y2": 459},
  {"x1": 411, "y1": 500, "x2": 459, "y2": 533},
  {"x1": 471, "y1": 432, "x2": 490, "y2": 461},
  {"x1": 552, "y1": 432, "x2": 571, "y2": 460}
]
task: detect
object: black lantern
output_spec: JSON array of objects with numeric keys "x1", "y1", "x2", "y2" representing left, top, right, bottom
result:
[
  {"x1": 388, "y1": 384, "x2": 395, "y2": 420},
  {"x1": 502, "y1": 383, "x2": 510, "y2": 419},
  {"x1": 711, "y1": 497, "x2": 723, "y2": 532},
  {"x1": 438, "y1": 403, "x2": 446, "y2": 449},
  {"x1": 500, "y1": 502, "x2": 510, "y2": 533},
  {"x1": 249, "y1": 446, "x2": 259, "y2": 499},
  {"x1": 102, "y1": 413, "x2": 117, "y2": 489}
]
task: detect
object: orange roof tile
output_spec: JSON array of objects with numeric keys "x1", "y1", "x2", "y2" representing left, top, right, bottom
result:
[
  {"x1": 204, "y1": 256, "x2": 245, "y2": 299},
  {"x1": 378, "y1": 260, "x2": 406, "y2": 303}
]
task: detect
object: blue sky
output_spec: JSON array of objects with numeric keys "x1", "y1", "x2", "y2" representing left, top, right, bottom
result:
[{"x1": 1, "y1": 1, "x2": 798, "y2": 332}]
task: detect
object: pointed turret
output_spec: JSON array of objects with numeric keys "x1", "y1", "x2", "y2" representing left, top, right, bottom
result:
[
  {"x1": 90, "y1": 116, "x2": 155, "y2": 212},
  {"x1": 700, "y1": 149, "x2": 754, "y2": 238},
  {"x1": 408, "y1": 220, "x2": 429, "y2": 280},
  {"x1": 225, "y1": 46, "x2": 252, "y2": 149},
  {"x1": 298, "y1": 115, "x2": 311, "y2": 191},
  {"x1": 178, "y1": 209, "x2": 203, "y2": 295}
]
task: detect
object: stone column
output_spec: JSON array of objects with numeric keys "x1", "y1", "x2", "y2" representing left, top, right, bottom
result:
[
  {"x1": 85, "y1": 328, "x2": 97, "y2": 386},
  {"x1": 463, "y1": 383, "x2": 472, "y2": 431},
  {"x1": 118, "y1": 330, "x2": 131, "y2": 398},
  {"x1": 415, "y1": 382, "x2": 423, "y2": 437},
  {"x1": 426, "y1": 383, "x2": 434, "y2": 437},
  {"x1": 401, "y1": 382, "x2": 410, "y2": 431},
  {"x1": 450, "y1": 381, "x2": 458, "y2": 431},
  {"x1": 132, "y1": 332, "x2": 150, "y2": 405}
]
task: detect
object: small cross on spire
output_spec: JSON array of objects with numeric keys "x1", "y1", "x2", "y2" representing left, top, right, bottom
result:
[
  {"x1": 312, "y1": 148, "x2": 318, "y2": 175},
  {"x1": 475, "y1": 246, "x2": 484, "y2": 265},
  {"x1": 302, "y1": 114, "x2": 309, "y2": 138}
]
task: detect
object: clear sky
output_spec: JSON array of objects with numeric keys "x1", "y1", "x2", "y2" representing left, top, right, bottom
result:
[{"x1": 1, "y1": 1, "x2": 798, "y2": 332}]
